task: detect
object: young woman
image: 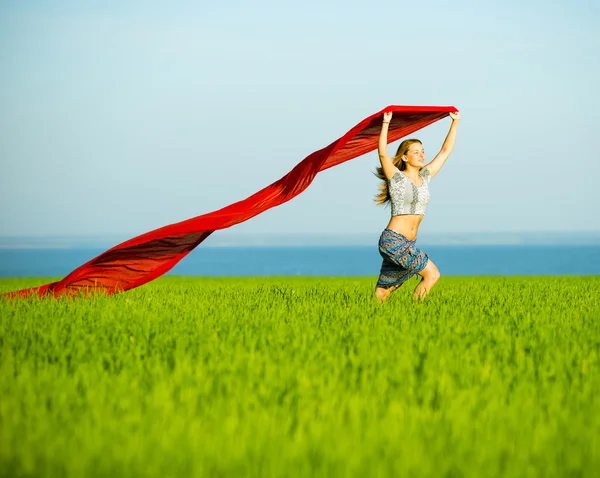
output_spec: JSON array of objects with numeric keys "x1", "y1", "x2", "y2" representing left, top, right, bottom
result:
[{"x1": 374, "y1": 110, "x2": 460, "y2": 302}]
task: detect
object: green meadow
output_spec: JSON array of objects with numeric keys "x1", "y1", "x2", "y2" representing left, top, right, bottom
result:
[{"x1": 1, "y1": 276, "x2": 599, "y2": 477}]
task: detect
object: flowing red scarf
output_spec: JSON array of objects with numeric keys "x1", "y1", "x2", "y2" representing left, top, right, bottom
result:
[{"x1": 5, "y1": 105, "x2": 456, "y2": 298}]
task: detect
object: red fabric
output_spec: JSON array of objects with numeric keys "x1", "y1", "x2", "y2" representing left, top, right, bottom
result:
[{"x1": 5, "y1": 105, "x2": 456, "y2": 299}]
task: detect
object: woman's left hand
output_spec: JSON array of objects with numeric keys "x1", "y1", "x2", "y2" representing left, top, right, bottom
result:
[{"x1": 449, "y1": 111, "x2": 460, "y2": 121}]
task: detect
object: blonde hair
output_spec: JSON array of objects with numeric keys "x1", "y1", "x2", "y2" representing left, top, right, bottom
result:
[{"x1": 374, "y1": 139, "x2": 422, "y2": 206}]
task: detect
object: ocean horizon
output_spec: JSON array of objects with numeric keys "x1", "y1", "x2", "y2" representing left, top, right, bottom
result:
[{"x1": 2, "y1": 230, "x2": 600, "y2": 250}]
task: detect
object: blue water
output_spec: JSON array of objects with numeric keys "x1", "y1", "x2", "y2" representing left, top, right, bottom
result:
[{"x1": 1, "y1": 245, "x2": 599, "y2": 277}]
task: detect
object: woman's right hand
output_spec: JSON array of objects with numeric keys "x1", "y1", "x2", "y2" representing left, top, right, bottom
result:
[{"x1": 383, "y1": 111, "x2": 393, "y2": 123}]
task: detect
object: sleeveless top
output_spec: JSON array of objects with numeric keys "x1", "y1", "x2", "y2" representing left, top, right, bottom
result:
[{"x1": 388, "y1": 167, "x2": 431, "y2": 216}]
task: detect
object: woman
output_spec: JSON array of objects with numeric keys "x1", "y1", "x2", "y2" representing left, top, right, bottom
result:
[{"x1": 374, "y1": 110, "x2": 460, "y2": 302}]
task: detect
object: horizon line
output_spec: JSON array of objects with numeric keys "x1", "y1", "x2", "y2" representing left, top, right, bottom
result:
[{"x1": 1, "y1": 231, "x2": 600, "y2": 248}]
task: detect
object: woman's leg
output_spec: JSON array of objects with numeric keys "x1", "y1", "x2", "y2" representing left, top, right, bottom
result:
[
  {"x1": 374, "y1": 286, "x2": 392, "y2": 302},
  {"x1": 413, "y1": 260, "x2": 440, "y2": 300}
]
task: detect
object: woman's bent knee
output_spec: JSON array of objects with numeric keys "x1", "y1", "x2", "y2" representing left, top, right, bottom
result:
[{"x1": 419, "y1": 260, "x2": 440, "y2": 283}]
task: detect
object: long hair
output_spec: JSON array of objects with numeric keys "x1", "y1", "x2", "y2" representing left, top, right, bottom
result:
[{"x1": 374, "y1": 139, "x2": 422, "y2": 206}]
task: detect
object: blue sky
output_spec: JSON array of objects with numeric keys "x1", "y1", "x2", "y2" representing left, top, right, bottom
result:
[{"x1": 1, "y1": 0, "x2": 598, "y2": 241}]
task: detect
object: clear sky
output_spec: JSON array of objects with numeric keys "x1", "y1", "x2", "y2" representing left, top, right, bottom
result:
[{"x1": 1, "y1": 0, "x2": 598, "y2": 241}]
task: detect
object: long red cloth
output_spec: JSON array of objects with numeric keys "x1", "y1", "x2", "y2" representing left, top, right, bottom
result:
[{"x1": 5, "y1": 105, "x2": 456, "y2": 298}]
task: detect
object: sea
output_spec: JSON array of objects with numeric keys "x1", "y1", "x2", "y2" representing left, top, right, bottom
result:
[{"x1": 1, "y1": 244, "x2": 600, "y2": 277}]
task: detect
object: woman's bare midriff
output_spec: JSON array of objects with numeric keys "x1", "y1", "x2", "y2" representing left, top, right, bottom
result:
[{"x1": 386, "y1": 215, "x2": 424, "y2": 241}]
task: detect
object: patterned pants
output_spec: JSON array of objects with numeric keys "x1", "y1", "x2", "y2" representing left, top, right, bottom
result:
[{"x1": 376, "y1": 229, "x2": 429, "y2": 290}]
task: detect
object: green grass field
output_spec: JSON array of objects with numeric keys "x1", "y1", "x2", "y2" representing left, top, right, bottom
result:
[{"x1": 1, "y1": 276, "x2": 599, "y2": 477}]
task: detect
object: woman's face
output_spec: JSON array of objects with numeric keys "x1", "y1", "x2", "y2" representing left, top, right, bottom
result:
[{"x1": 404, "y1": 143, "x2": 425, "y2": 167}]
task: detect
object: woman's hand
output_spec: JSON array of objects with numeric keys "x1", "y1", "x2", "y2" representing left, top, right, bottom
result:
[
  {"x1": 383, "y1": 111, "x2": 393, "y2": 123},
  {"x1": 449, "y1": 111, "x2": 460, "y2": 121}
]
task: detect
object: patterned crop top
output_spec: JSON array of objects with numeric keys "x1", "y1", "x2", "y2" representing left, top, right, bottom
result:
[{"x1": 388, "y1": 167, "x2": 431, "y2": 216}]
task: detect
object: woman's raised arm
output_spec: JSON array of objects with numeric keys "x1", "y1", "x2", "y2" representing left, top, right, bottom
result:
[
  {"x1": 425, "y1": 111, "x2": 460, "y2": 178},
  {"x1": 378, "y1": 111, "x2": 397, "y2": 179}
]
